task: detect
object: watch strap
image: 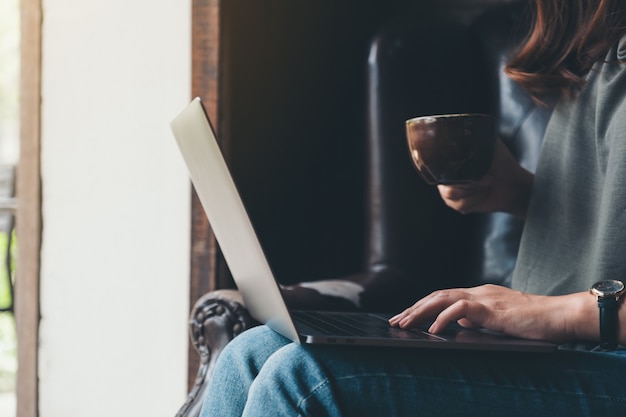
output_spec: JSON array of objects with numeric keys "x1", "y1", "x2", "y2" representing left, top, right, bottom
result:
[{"x1": 598, "y1": 297, "x2": 620, "y2": 350}]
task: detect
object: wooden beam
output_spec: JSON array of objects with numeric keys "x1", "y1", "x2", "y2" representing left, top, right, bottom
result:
[
  {"x1": 16, "y1": 0, "x2": 42, "y2": 415},
  {"x1": 188, "y1": 0, "x2": 221, "y2": 391}
]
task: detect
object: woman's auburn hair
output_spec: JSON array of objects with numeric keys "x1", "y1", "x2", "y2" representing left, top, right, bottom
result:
[{"x1": 505, "y1": 0, "x2": 626, "y2": 101}]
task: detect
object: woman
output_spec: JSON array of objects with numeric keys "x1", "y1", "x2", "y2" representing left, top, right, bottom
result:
[{"x1": 200, "y1": 0, "x2": 626, "y2": 415}]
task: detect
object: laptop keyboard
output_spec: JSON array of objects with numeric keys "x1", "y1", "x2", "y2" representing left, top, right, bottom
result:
[{"x1": 291, "y1": 310, "x2": 438, "y2": 339}]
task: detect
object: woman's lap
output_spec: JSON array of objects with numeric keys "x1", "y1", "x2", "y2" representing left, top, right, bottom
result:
[{"x1": 201, "y1": 325, "x2": 626, "y2": 417}]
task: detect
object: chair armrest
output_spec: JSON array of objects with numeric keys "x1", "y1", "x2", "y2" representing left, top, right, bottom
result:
[{"x1": 175, "y1": 289, "x2": 257, "y2": 417}]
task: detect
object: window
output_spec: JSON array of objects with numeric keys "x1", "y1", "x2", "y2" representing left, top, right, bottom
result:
[{"x1": 0, "y1": 0, "x2": 20, "y2": 414}]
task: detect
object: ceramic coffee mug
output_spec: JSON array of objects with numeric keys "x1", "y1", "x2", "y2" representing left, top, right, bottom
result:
[{"x1": 405, "y1": 113, "x2": 496, "y2": 185}]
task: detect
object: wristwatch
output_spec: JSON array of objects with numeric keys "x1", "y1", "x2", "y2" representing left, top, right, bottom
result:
[{"x1": 590, "y1": 279, "x2": 626, "y2": 350}]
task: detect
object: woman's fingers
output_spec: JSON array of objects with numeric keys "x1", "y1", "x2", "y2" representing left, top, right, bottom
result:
[
  {"x1": 437, "y1": 177, "x2": 493, "y2": 214},
  {"x1": 389, "y1": 285, "x2": 512, "y2": 334},
  {"x1": 389, "y1": 288, "x2": 473, "y2": 329},
  {"x1": 427, "y1": 299, "x2": 489, "y2": 333}
]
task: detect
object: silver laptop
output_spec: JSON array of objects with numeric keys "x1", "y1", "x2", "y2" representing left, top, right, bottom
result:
[{"x1": 170, "y1": 97, "x2": 557, "y2": 353}]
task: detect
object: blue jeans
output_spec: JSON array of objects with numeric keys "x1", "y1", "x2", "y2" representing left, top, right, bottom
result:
[{"x1": 199, "y1": 325, "x2": 626, "y2": 417}]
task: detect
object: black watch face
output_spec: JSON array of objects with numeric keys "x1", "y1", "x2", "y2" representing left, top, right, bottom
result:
[{"x1": 593, "y1": 280, "x2": 625, "y2": 295}]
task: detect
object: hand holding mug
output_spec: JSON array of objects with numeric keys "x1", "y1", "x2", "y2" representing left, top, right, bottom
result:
[{"x1": 406, "y1": 114, "x2": 534, "y2": 218}]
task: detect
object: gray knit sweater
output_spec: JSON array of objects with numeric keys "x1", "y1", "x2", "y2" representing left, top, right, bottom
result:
[{"x1": 511, "y1": 35, "x2": 626, "y2": 296}]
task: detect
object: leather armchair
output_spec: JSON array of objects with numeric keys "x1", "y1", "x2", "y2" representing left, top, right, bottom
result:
[{"x1": 176, "y1": 2, "x2": 553, "y2": 416}]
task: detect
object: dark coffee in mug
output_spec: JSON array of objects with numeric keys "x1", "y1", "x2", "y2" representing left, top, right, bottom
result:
[{"x1": 405, "y1": 114, "x2": 496, "y2": 185}]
